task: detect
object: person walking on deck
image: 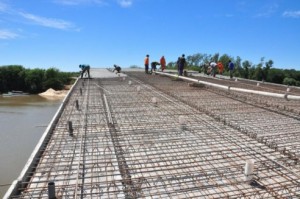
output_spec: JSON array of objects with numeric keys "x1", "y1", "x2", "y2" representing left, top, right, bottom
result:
[
  {"x1": 144, "y1": 54, "x2": 150, "y2": 74},
  {"x1": 217, "y1": 62, "x2": 224, "y2": 75},
  {"x1": 178, "y1": 54, "x2": 186, "y2": 76},
  {"x1": 160, "y1": 56, "x2": 166, "y2": 72},
  {"x1": 228, "y1": 60, "x2": 235, "y2": 79}
]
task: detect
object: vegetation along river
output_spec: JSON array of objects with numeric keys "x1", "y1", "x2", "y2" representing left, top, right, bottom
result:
[{"x1": 0, "y1": 95, "x2": 62, "y2": 198}]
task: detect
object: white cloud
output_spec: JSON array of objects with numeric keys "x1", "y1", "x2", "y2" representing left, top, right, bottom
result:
[
  {"x1": 0, "y1": 1, "x2": 11, "y2": 13},
  {"x1": 54, "y1": 0, "x2": 106, "y2": 6},
  {"x1": 54, "y1": 0, "x2": 133, "y2": 8},
  {"x1": 117, "y1": 0, "x2": 133, "y2": 8},
  {"x1": 19, "y1": 12, "x2": 74, "y2": 30},
  {"x1": 283, "y1": 11, "x2": 300, "y2": 18},
  {"x1": 0, "y1": 29, "x2": 18, "y2": 39},
  {"x1": 254, "y1": 3, "x2": 279, "y2": 18},
  {"x1": 0, "y1": 3, "x2": 6, "y2": 12}
]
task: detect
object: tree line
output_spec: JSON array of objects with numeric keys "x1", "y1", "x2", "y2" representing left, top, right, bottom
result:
[
  {"x1": 166, "y1": 53, "x2": 300, "y2": 86},
  {"x1": 0, "y1": 65, "x2": 78, "y2": 94}
]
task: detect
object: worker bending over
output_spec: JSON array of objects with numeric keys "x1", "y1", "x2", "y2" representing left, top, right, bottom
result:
[
  {"x1": 113, "y1": 64, "x2": 122, "y2": 73},
  {"x1": 79, "y1": 64, "x2": 90, "y2": 79},
  {"x1": 151, "y1": 61, "x2": 160, "y2": 73}
]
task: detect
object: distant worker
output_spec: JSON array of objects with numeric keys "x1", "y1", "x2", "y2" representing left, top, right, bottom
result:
[
  {"x1": 228, "y1": 60, "x2": 235, "y2": 79},
  {"x1": 209, "y1": 61, "x2": 217, "y2": 77},
  {"x1": 151, "y1": 61, "x2": 160, "y2": 73},
  {"x1": 217, "y1": 62, "x2": 224, "y2": 75},
  {"x1": 160, "y1": 56, "x2": 166, "y2": 72},
  {"x1": 113, "y1": 64, "x2": 121, "y2": 73},
  {"x1": 144, "y1": 54, "x2": 150, "y2": 74},
  {"x1": 79, "y1": 64, "x2": 90, "y2": 79},
  {"x1": 176, "y1": 57, "x2": 181, "y2": 74},
  {"x1": 178, "y1": 54, "x2": 186, "y2": 76}
]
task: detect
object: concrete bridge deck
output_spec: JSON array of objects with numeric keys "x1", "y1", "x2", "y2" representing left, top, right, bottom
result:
[{"x1": 5, "y1": 68, "x2": 300, "y2": 198}]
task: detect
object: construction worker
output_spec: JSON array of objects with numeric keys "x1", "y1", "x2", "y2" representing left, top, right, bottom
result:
[
  {"x1": 217, "y1": 62, "x2": 224, "y2": 75},
  {"x1": 178, "y1": 54, "x2": 186, "y2": 76},
  {"x1": 144, "y1": 54, "x2": 150, "y2": 74},
  {"x1": 160, "y1": 56, "x2": 166, "y2": 72},
  {"x1": 79, "y1": 64, "x2": 90, "y2": 79},
  {"x1": 151, "y1": 61, "x2": 160, "y2": 73},
  {"x1": 113, "y1": 64, "x2": 121, "y2": 73},
  {"x1": 209, "y1": 61, "x2": 217, "y2": 77},
  {"x1": 228, "y1": 60, "x2": 235, "y2": 79},
  {"x1": 176, "y1": 57, "x2": 181, "y2": 74}
]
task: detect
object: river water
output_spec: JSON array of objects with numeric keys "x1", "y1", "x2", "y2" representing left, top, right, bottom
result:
[{"x1": 0, "y1": 95, "x2": 62, "y2": 198}]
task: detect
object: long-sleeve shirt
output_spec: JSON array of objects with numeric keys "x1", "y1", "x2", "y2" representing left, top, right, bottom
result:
[
  {"x1": 160, "y1": 57, "x2": 166, "y2": 66},
  {"x1": 144, "y1": 57, "x2": 149, "y2": 65}
]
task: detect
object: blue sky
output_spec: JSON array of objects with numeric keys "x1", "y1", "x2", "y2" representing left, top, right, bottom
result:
[{"x1": 0, "y1": 0, "x2": 299, "y2": 72}]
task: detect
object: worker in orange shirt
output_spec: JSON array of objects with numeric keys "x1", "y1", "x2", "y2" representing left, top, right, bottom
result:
[
  {"x1": 160, "y1": 56, "x2": 166, "y2": 72},
  {"x1": 217, "y1": 61, "x2": 224, "y2": 75},
  {"x1": 144, "y1": 54, "x2": 150, "y2": 74}
]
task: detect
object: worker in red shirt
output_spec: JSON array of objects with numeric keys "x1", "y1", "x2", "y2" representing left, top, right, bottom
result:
[
  {"x1": 144, "y1": 54, "x2": 149, "y2": 74},
  {"x1": 160, "y1": 56, "x2": 166, "y2": 72},
  {"x1": 217, "y1": 62, "x2": 224, "y2": 75}
]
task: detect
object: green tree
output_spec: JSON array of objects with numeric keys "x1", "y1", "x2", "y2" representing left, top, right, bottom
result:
[
  {"x1": 0, "y1": 65, "x2": 77, "y2": 94},
  {"x1": 253, "y1": 66, "x2": 263, "y2": 80},
  {"x1": 25, "y1": 68, "x2": 46, "y2": 93},
  {"x1": 242, "y1": 60, "x2": 252, "y2": 79},
  {"x1": 235, "y1": 56, "x2": 242, "y2": 77},
  {"x1": 251, "y1": 57, "x2": 264, "y2": 81},
  {"x1": 45, "y1": 68, "x2": 60, "y2": 79},
  {"x1": 0, "y1": 65, "x2": 26, "y2": 92},
  {"x1": 283, "y1": 77, "x2": 298, "y2": 86},
  {"x1": 211, "y1": 53, "x2": 219, "y2": 63},
  {"x1": 263, "y1": 59, "x2": 273, "y2": 81},
  {"x1": 186, "y1": 53, "x2": 203, "y2": 66},
  {"x1": 43, "y1": 68, "x2": 64, "y2": 90},
  {"x1": 268, "y1": 68, "x2": 285, "y2": 84},
  {"x1": 166, "y1": 61, "x2": 177, "y2": 69}
]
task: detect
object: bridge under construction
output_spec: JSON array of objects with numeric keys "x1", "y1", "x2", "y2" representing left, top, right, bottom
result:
[{"x1": 5, "y1": 68, "x2": 300, "y2": 198}]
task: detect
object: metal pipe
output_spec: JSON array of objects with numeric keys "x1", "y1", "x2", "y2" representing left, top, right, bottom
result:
[
  {"x1": 48, "y1": 181, "x2": 56, "y2": 199},
  {"x1": 229, "y1": 87, "x2": 286, "y2": 98},
  {"x1": 244, "y1": 160, "x2": 254, "y2": 182},
  {"x1": 75, "y1": 100, "x2": 79, "y2": 110},
  {"x1": 68, "y1": 121, "x2": 74, "y2": 137},
  {"x1": 156, "y1": 71, "x2": 300, "y2": 100},
  {"x1": 287, "y1": 95, "x2": 300, "y2": 100}
]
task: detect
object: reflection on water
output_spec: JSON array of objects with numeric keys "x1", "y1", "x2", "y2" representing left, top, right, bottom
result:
[{"x1": 0, "y1": 95, "x2": 62, "y2": 197}]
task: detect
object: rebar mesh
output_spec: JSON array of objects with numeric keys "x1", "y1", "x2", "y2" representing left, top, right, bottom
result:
[{"x1": 8, "y1": 71, "x2": 300, "y2": 198}]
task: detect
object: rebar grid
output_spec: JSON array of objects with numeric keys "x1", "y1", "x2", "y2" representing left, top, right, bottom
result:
[
  {"x1": 193, "y1": 74, "x2": 300, "y2": 115},
  {"x1": 9, "y1": 72, "x2": 300, "y2": 198},
  {"x1": 127, "y1": 72, "x2": 300, "y2": 168}
]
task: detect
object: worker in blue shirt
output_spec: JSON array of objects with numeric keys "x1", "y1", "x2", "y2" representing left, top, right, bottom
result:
[
  {"x1": 79, "y1": 64, "x2": 90, "y2": 79},
  {"x1": 113, "y1": 64, "x2": 121, "y2": 73},
  {"x1": 178, "y1": 54, "x2": 186, "y2": 76}
]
